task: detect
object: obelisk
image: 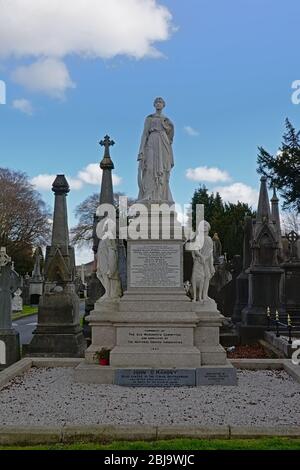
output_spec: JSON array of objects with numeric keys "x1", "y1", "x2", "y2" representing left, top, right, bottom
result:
[{"x1": 26, "y1": 175, "x2": 86, "y2": 357}]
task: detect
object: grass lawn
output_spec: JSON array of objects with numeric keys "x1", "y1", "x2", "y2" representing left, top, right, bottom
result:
[
  {"x1": 1, "y1": 438, "x2": 300, "y2": 451},
  {"x1": 12, "y1": 305, "x2": 38, "y2": 321}
]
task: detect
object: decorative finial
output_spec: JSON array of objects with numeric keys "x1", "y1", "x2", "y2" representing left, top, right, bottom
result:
[
  {"x1": 267, "y1": 306, "x2": 271, "y2": 318},
  {"x1": 288, "y1": 314, "x2": 292, "y2": 327},
  {"x1": 99, "y1": 135, "x2": 115, "y2": 170},
  {"x1": 52, "y1": 175, "x2": 70, "y2": 195},
  {"x1": 275, "y1": 310, "x2": 279, "y2": 321}
]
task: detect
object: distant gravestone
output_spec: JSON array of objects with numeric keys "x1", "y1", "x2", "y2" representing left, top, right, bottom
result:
[
  {"x1": 12, "y1": 288, "x2": 23, "y2": 312},
  {"x1": 115, "y1": 369, "x2": 196, "y2": 387}
]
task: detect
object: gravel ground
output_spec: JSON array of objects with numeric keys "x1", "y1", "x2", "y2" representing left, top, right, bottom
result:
[{"x1": 0, "y1": 368, "x2": 299, "y2": 426}]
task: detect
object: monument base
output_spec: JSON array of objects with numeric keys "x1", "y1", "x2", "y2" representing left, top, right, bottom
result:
[
  {"x1": 0, "y1": 329, "x2": 20, "y2": 371},
  {"x1": 75, "y1": 290, "x2": 234, "y2": 385}
]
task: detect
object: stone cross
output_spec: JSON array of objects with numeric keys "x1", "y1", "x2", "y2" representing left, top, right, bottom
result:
[
  {"x1": 99, "y1": 135, "x2": 115, "y2": 171},
  {"x1": 100, "y1": 135, "x2": 115, "y2": 155},
  {"x1": 287, "y1": 230, "x2": 299, "y2": 260}
]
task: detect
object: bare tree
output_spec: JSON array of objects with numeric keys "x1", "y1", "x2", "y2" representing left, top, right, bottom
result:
[
  {"x1": 71, "y1": 192, "x2": 135, "y2": 247},
  {"x1": 282, "y1": 210, "x2": 300, "y2": 234},
  {"x1": 0, "y1": 168, "x2": 51, "y2": 273}
]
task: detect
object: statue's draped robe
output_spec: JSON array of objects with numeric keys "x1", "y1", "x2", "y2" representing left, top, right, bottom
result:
[
  {"x1": 97, "y1": 237, "x2": 122, "y2": 299},
  {"x1": 138, "y1": 114, "x2": 174, "y2": 202}
]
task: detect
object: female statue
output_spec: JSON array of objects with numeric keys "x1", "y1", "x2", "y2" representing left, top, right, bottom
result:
[{"x1": 137, "y1": 97, "x2": 174, "y2": 203}]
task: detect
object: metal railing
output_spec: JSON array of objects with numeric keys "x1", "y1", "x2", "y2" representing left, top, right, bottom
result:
[{"x1": 266, "y1": 307, "x2": 294, "y2": 345}]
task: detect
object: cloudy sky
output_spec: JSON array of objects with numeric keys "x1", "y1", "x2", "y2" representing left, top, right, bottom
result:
[{"x1": 1, "y1": 0, "x2": 300, "y2": 262}]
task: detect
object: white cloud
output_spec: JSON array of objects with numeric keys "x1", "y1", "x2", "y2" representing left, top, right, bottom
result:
[
  {"x1": 31, "y1": 163, "x2": 122, "y2": 191},
  {"x1": 78, "y1": 163, "x2": 122, "y2": 187},
  {"x1": 12, "y1": 59, "x2": 75, "y2": 98},
  {"x1": 186, "y1": 166, "x2": 231, "y2": 183},
  {"x1": 184, "y1": 125, "x2": 199, "y2": 137},
  {"x1": 31, "y1": 174, "x2": 83, "y2": 191},
  {"x1": 75, "y1": 246, "x2": 94, "y2": 265},
  {"x1": 213, "y1": 183, "x2": 259, "y2": 206},
  {"x1": 1, "y1": 0, "x2": 173, "y2": 95},
  {"x1": 12, "y1": 98, "x2": 34, "y2": 115}
]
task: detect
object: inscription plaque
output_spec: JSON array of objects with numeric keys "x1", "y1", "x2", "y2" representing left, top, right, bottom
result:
[
  {"x1": 115, "y1": 369, "x2": 196, "y2": 387},
  {"x1": 129, "y1": 243, "x2": 181, "y2": 288},
  {"x1": 118, "y1": 327, "x2": 190, "y2": 348},
  {"x1": 196, "y1": 367, "x2": 237, "y2": 386}
]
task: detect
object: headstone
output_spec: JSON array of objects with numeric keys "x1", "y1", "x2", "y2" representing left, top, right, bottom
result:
[{"x1": 0, "y1": 247, "x2": 21, "y2": 370}]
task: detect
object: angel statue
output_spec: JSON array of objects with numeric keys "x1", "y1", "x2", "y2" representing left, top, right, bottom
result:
[
  {"x1": 96, "y1": 218, "x2": 122, "y2": 301},
  {"x1": 191, "y1": 221, "x2": 215, "y2": 303},
  {"x1": 137, "y1": 97, "x2": 174, "y2": 203}
]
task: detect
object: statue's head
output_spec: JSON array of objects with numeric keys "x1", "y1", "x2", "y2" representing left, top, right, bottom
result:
[
  {"x1": 203, "y1": 220, "x2": 211, "y2": 235},
  {"x1": 154, "y1": 97, "x2": 166, "y2": 111}
]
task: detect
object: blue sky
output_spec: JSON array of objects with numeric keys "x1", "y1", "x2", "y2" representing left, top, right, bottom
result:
[{"x1": 0, "y1": 0, "x2": 300, "y2": 262}]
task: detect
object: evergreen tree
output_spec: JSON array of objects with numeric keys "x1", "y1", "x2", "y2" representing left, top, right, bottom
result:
[
  {"x1": 190, "y1": 185, "x2": 254, "y2": 258},
  {"x1": 257, "y1": 118, "x2": 300, "y2": 212}
]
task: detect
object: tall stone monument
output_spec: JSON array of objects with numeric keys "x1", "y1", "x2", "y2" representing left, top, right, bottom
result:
[
  {"x1": 0, "y1": 247, "x2": 21, "y2": 370},
  {"x1": 240, "y1": 176, "x2": 284, "y2": 342},
  {"x1": 26, "y1": 176, "x2": 86, "y2": 357},
  {"x1": 76, "y1": 99, "x2": 235, "y2": 386}
]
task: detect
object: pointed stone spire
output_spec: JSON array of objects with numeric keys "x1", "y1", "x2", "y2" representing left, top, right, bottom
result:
[
  {"x1": 51, "y1": 175, "x2": 70, "y2": 247},
  {"x1": 99, "y1": 135, "x2": 115, "y2": 206},
  {"x1": 257, "y1": 176, "x2": 271, "y2": 222},
  {"x1": 93, "y1": 135, "x2": 115, "y2": 254},
  {"x1": 271, "y1": 185, "x2": 282, "y2": 249}
]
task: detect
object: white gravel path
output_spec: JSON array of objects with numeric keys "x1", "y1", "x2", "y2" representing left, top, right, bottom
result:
[{"x1": 0, "y1": 368, "x2": 299, "y2": 426}]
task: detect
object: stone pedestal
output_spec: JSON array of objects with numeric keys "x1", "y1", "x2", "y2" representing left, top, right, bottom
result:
[
  {"x1": 0, "y1": 330, "x2": 20, "y2": 371},
  {"x1": 25, "y1": 290, "x2": 86, "y2": 357}
]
